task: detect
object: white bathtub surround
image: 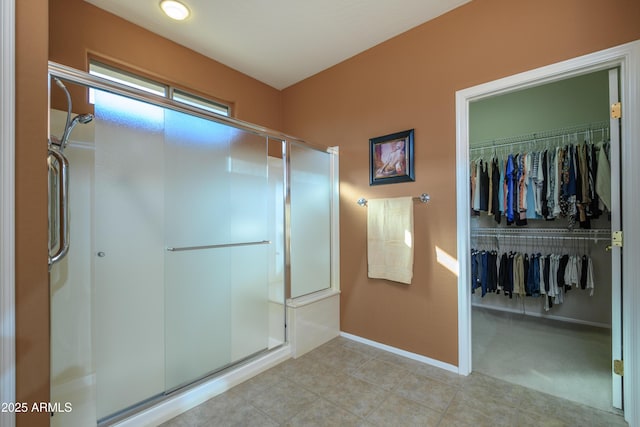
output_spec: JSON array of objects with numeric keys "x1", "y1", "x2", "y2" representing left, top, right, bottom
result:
[{"x1": 287, "y1": 289, "x2": 341, "y2": 358}]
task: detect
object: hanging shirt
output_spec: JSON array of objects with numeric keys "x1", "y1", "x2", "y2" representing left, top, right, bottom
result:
[
  {"x1": 479, "y1": 160, "x2": 490, "y2": 211},
  {"x1": 487, "y1": 160, "x2": 493, "y2": 215},
  {"x1": 553, "y1": 147, "x2": 562, "y2": 218},
  {"x1": 596, "y1": 142, "x2": 611, "y2": 211},
  {"x1": 505, "y1": 155, "x2": 515, "y2": 223},
  {"x1": 470, "y1": 161, "x2": 477, "y2": 212},
  {"x1": 498, "y1": 157, "x2": 505, "y2": 220},
  {"x1": 492, "y1": 158, "x2": 502, "y2": 224},
  {"x1": 586, "y1": 256, "x2": 595, "y2": 296},
  {"x1": 541, "y1": 150, "x2": 550, "y2": 219},
  {"x1": 473, "y1": 161, "x2": 482, "y2": 211},
  {"x1": 513, "y1": 253, "x2": 525, "y2": 297}
]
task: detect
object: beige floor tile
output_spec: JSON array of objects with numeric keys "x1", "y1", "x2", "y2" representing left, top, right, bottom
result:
[
  {"x1": 198, "y1": 404, "x2": 279, "y2": 427},
  {"x1": 247, "y1": 378, "x2": 317, "y2": 423},
  {"x1": 308, "y1": 344, "x2": 373, "y2": 374},
  {"x1": 393, "y1": 373, "x2": 457, "y2": 412},
  {"x1": 444, "y1": 390, "x2": 518, "y2": 427},
  {"x1": 365, "y1": 394, "x2": 442, "y2": 427},
  {"x1": 284, "y1": 398, "x2": 363, "y2": 427},
  {"x1": 349, "y1": 357, "x2": 410, "y2": 389},
  {"x1": 312, "y1": 372, "x2": 389, "y2": 418},
  {"x1": 341, "y1": 339, "x2": 389, "y2": 359}
]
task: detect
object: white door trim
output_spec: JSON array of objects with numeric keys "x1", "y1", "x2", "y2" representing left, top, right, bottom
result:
[
  {"x1": 0, "y1": 0, "x2": 16, "y2": 426},
  {"x1": 608, "y1": 68, "x2": 622, "y2": 409},
  {"x1": 456, "y1": 40, "x2": 640, "y2": 426}
]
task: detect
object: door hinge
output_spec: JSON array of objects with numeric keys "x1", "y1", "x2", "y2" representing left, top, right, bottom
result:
[
  {"x1": 611, "y1": 102, "x2": 622, "y2": 119},
  {"x1": 606, "y1": 231, "x2": 623, "y2": 251},
  {"x1": 612, "y1": 230, "x2": 623, "y2": 248},
  {"x1": 614, "y1": 359, "x2": 624, "y2": 376}
]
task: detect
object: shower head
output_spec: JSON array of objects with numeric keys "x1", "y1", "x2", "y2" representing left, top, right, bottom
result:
[
  {"x1": 74, "y1": 113, "x2": 94, "y2": 125},
  {"x1": 50, "y1": 76, "x2": 94, "y2": 151},
  {"x1": 59, "y1": 113, "x2": 94, "y2": 150}
]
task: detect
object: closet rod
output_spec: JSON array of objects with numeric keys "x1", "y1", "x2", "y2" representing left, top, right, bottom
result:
[
  {"x1": 472, "y1": 228, "x2": 611, "y2": 242},
  {"x1": 472, "y1": 227, "x2": 611, "y2": 235},
  {"x1": 470, "y1": 120, "x2": 609, "y2": 152},
  {"x1": 472, "y1": 234, "x2": 609, "y2": 242}
]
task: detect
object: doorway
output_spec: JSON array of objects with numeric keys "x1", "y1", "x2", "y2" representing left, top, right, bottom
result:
[
  {"x1": 455, "y1": 40, "x2": 640, "y2": 426},
  {"x1": 468, "y1": 70, "x2": 615, "y2": 412}
]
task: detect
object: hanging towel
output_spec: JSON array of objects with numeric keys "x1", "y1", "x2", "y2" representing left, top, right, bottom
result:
[{"x1": 367, "y1": 197, "x2": 414, "y2": 284}]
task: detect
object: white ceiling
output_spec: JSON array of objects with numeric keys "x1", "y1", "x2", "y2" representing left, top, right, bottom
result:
[{"x1": 84, "y1": 0, "x2": 471, "y2": 90}]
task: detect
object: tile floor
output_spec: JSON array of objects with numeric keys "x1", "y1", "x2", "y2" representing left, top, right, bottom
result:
[{"x1": 161, "y1": 336, "x2": 628, "y2": 427}]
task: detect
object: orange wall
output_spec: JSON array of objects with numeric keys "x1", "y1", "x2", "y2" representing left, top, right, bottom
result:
[
  {"x1": 49, "y1": 0, "x2": 283, "y2": 130},
  {"x1": 16, "y1": 1, "x2": 50, "y2": 426},
  {"x1": 281, "y1": 0, "x2": 640, "y2": 365}
]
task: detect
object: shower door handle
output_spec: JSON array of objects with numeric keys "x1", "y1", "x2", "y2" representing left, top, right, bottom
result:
[{"x1": 48, "y1": 147, "x2": 70, "y2": 269}]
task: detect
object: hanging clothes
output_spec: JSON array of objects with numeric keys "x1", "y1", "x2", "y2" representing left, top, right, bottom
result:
[
  {"x1": 470, "y1": 134, "x2": 611, "y2": 228},
  {"x1": 471, "y1": 247, "x2": 596, "y2": 312}
]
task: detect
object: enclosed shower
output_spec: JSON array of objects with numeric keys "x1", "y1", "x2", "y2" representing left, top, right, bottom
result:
[{"x1": 48, "y1": 63, "x2": 337, "y2": 426}]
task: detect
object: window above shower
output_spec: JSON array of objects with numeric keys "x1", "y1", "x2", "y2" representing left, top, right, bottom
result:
[{"x1": 88, "y1": 60, "x2": 231, "y2": 117}]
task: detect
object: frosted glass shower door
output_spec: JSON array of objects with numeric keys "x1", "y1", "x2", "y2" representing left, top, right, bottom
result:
[
  {"x1": 289, "y1": 143, "x2": 332, "y2": 298},
  {"x1": 93, "y1": 92, "x2": 166, "y2": 419},
  {"x1": 164, "y1": 111, "x2": 270, "y2": 390}
]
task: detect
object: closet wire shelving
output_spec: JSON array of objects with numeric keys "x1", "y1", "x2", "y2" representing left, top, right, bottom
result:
[
  {"x1": 471, "y1": 227, "x2": 612, "y2": 243},
  {"x1": 469, "y1": 120, "x2": 610, "y2": 161}
]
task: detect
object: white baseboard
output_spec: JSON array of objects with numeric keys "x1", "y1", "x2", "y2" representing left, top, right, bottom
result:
[{"x1": 339, "y1": 332, "x2": 459, "y2": 374}]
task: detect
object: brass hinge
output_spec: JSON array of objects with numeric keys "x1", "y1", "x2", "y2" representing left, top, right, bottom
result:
[
  {"x1": 606, "y1": 231, "x2": 623, "y2": 251},
  {"x1": 611, "y1": 102, "x2": 622, "y2": 119},
  {"x1": 614, "y1": 359, "x2": 624, "y2": 376},
  {"x1": 612, "y1": 230, "x2": 623, "y2": 248}
]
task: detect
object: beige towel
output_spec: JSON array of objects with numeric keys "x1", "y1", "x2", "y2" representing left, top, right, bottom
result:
[{"x1": 367, "y1": 197, "x2": 414, "y2": 284}]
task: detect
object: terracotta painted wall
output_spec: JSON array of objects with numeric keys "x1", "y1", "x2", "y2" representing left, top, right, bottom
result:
[
  {"x1": 15, "y1": 1, "x2": 50, "y2": 426},
  {"x1": 281, "y1": 0, "x2": 640, "y2": 365},
  {"x1": 49, "y1": 0, "x2": 283, "y2": 131}
]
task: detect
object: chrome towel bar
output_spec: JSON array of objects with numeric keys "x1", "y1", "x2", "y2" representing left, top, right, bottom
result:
[{"x1": 357, "y1": 193, "x2": 430, "y2": 207}]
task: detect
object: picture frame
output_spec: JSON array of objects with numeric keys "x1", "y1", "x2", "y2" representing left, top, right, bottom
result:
[{"x1": 369, "y1": 129, "x2": 414, "y2": 185}]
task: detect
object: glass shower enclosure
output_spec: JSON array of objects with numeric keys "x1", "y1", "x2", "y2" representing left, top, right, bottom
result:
[{"x1": 48, "y1": 63, "x2": 335, "y2": 426}]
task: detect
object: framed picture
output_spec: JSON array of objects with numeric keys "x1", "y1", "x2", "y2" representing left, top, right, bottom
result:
[{"x1": 369, "y1": 129, "x2": 414, "y2": 185}]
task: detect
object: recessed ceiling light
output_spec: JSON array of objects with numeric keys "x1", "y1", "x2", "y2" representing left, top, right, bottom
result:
[{"x1": 160, "y1": 0, "x2": 190, "y2": 21}]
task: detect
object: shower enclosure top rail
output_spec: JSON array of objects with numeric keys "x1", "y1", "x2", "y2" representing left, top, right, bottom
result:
[
  {"x1": 166, "y1": 240, "x2": 271, "y2": 252},
  {"x1": 48, "y1": 61, "x2": 331, "y2": 153}
]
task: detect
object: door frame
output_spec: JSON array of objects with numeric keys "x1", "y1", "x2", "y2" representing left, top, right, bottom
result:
[
  {"x1": 0, "y1": 0, "x2": 16, "y2": 426},
  {"x1": 455, "y1": 40, "x2": 640, "y2": 425}
]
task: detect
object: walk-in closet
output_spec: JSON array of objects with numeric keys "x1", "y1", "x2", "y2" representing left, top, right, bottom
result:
[{"x1": 468, "y1": 69, "x2": 621, "y2": 414}]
